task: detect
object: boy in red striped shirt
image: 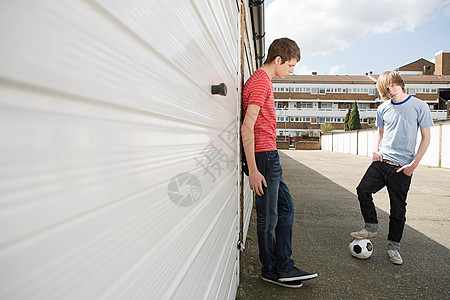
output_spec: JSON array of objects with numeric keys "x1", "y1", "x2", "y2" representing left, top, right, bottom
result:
[{"x1": 242, "y1": 38, "x2": 317, "y2": 288}]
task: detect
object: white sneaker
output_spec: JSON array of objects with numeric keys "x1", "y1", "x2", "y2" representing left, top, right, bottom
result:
[
  {"x1": 350, "y1": 228, "x2": 377, "y2": 240},
  {"x1": 388, "y1": 249, "x2": 403, "y2": 265}
]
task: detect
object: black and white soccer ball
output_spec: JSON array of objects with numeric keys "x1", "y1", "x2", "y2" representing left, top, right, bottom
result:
[{"x1": 349, "y1": 239, "x2": 373, "y2": 259}]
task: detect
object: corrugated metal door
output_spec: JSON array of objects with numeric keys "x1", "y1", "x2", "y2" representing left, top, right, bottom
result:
[
  {"x1": 240, "y1": 2, "x2": 255, "y2": 248},
  {"x1": 0, "y1": 1, "x2": 242, "y2": 299}
]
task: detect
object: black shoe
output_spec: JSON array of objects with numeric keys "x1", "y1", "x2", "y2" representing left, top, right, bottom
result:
[
  {"x1": 278, "y1": 266, "x2": 318, "y2": 282},
  {"x1": 261, "y1": 273, "x2": 303, "y2": 288}
]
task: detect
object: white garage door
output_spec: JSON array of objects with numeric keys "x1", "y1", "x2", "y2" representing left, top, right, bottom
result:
[{"x1": 0, "y1": 1, "x2": 242, "y2": 299}]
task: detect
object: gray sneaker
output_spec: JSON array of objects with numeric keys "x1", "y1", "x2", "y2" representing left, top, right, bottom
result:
[
  {"x1": 388, "y1": 249, "x2": 403, "y2": 265},
  {"x1": 350, "y1": 228, "x2": 377, "y2": 240}
]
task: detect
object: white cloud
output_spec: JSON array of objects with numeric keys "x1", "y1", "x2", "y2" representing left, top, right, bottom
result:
[
  {"x1": 294, "y1": 64, "x2": 313, "y2": 75},
  {"x1": 265, "y1": 0, "x2": 450, "y2": 57},
  {"x1": 293, "y1": 63, "x2": 346, "y2": 75},
  {"x1": 327, "y1": 65, "x2": 346, "y2": 75},
  {"x1": 444, "y1": 2, "x2": 450, "y2": 16}
]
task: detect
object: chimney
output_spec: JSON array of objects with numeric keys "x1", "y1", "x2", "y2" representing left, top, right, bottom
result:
[
  {"x1": 435, "y1": 50, "x2": 450, "y2": 75},
  {"x1": 312, "y1": 72, "x2": 317, "y2": 76}
]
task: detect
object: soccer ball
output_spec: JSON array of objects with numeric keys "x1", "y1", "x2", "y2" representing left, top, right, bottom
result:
[{"x1": 349, "y1": 239, "x2": 373, "y2": 259}]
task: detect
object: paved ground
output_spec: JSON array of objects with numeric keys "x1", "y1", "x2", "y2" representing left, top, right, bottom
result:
[{"x1": 236, "y1": 150, "x2": 450, "y2": 300}]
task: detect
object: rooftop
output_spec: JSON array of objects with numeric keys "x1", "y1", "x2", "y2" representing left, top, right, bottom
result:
[{"x1": 272, "y1": 74, "x2": 450, "y2": 84}]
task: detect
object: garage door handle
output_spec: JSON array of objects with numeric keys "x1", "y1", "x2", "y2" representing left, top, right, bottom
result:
[{"x1": 211, "y1": 83, "x2": 227, "y2": 96}]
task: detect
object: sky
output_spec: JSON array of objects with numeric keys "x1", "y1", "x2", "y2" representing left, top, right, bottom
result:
[{"x1": 264, "y1": 0, "x2": 450, "y2": 75}]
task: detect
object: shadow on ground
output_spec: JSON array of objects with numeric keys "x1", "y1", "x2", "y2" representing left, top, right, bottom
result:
[{"x1": 236, "y1": 152, "x2": 450, "y2": 300}]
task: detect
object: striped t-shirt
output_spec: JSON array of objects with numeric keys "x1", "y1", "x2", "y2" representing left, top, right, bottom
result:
[{"x1": 242, "y1": 69, "x2": 277, "y2": 152}]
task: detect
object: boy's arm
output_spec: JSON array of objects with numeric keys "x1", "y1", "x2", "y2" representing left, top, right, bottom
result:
[
  {"x1": 241, "y1": 104, "x2": 267, "y2": 196},
  {"x1": 372, "y1": 126, "x2": 384, "y2": 161},
  {"x1": 397, "y1": 126, "x2": 431, "y2": 176}
]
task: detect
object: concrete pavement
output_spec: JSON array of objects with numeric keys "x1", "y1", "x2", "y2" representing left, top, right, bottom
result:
[{"x1": 236, "y1": 150, "x2": 450, "y2": 300}]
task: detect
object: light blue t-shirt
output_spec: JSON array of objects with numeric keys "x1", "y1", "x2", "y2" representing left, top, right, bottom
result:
[{"x1": 376, "y1": 95, "x2": 434, "y2": 166}]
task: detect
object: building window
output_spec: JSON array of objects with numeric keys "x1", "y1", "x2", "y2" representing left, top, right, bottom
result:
[
  {"x1": 359, "y1": 103, "x2": 370, "y2": 109},
  {"x1": 349, "y1": 87, "x2": 375, "y2": 95},
  {"x1": 299, "y1": 102, "x2": 313, "y2": 108},
  {"x1": 415, "y1": 88, "x2": 438, "y2": 94},
  {"x1": 319, "y1": 88, "x2": 326, "y2": 95},
  {"x1": 311, "y1": 88, "x2": 318, "y2": 94},
  {"x1": 320, "y1": 87, "x2": 347, "y2": 93},
  {"x1": 274, "y1": 87, "x2": 290, "y2": 92}
]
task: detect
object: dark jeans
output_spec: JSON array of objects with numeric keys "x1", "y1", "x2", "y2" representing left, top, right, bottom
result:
[
  {"x1": 254, "y1": 150, "x2": 295, "y2": 275},
  {"x1": 356, "y1": 161, "x2": 412, "y2": 243}
]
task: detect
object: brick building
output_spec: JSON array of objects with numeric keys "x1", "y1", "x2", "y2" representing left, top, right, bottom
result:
[{"x1": 273, "y1": 51, "x2": 450, "y2": 138}]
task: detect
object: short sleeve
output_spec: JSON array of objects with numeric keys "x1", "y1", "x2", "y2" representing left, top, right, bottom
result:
[
  {"x1": 247, "y1": 79, "x2": 270, "y2": 107},
  {"x1": 376, "y1": 106, "x2": 384, "y2": 128},
  {"x1": 417, "y1": 101, "x2": 434, "y2": 129}
]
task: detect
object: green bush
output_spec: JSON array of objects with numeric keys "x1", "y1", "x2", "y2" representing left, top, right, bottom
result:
[
  {"x1": 320, "y1": 123, "x2": 334, "y2": 132},
  {"x1": 349, "y1": 101, "x2": 362, "y2": 130},
  {"x1": 344, "y1": 107, "x2": 351, "y2": 131}
]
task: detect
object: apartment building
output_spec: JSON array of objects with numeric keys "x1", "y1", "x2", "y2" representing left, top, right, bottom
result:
[{"x1": 273, "y1": 50, "x2": 450, "y2": 137}]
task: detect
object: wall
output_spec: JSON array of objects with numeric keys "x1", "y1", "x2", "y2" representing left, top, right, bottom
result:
[
  {"x1": 0, "y1": 1, "x2": 254, "y2": 299},
  {"x1": 321, "y1": 122, "x2": 450, "y2": 168},
  {"x1": 295, "y1": 141, "x2": 321, "y2": 150}
]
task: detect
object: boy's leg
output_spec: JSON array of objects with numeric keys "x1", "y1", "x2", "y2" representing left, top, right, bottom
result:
[
  {"x1": 254, "y1": 151, "x2": 281, "y2": 275},
  {"x1": 386, "y1": 170, "x2": 412, "y2": 244},
  {"x1": 274, "y1": 176, "x2": 295, "y2": 273},
  {"x1": 385, "y1": 166, "x2": 409, "y2": 266},
  {"x1": 355, "y1": 162, "x2": 387, "y2": 231},
  {"x1": 276, "y1": 166, "x2": 317, "y2": 282}
]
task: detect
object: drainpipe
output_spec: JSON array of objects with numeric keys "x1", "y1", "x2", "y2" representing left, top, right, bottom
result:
[{"x1": 249, "y1": 0, "x2": 265, "y2": 68}]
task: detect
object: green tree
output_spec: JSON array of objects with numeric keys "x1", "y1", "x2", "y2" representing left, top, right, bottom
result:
[
  {"x1": 320, "y1": 123, "x2": 334, "y2": 132},
  {"x1": 349, "y1": 101, "x2": 362, "y2": 130},
  {"x1": 344, "y1": 107, "x2": 351, "y2": 131}
]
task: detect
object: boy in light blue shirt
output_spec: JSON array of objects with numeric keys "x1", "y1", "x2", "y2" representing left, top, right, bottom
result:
[{"x1": 351, "y1": 71, "x2": 433, "y2": 265}]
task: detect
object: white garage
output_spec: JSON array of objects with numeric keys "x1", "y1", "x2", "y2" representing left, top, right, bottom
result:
[{"x1": 0, "y1": 0, "x2": 262, "y2": 299}]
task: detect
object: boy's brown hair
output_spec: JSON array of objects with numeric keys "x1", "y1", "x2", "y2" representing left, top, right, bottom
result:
[
  {"x1": 377, "y1": 71, "x2": 405, "y2": 100},
  {"x1": 264, "y1": 37, "x2": 301, "y2": 65}
]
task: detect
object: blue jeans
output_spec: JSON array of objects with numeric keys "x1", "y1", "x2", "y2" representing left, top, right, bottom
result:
[
  {"x1": 356, "y1": 161, "x2": 412, "y2": 243},
  {"x1": 254, "y1": 150, "x2": 295, "y2": 275}
]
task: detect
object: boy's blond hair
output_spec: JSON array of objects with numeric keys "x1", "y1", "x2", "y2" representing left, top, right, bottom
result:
[
  {"x1": 377, "y1": 71, "x2": 405, "y2": 100},
  {"x1": 264, "y1": 37, "x2": 300, "y2": 65}
]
